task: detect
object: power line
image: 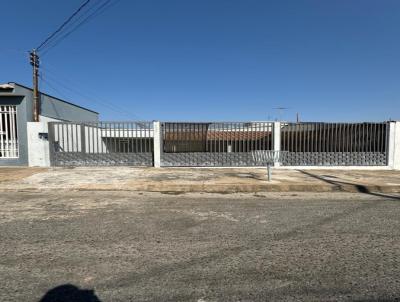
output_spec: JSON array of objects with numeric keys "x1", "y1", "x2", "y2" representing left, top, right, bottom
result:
[
  {"x1": 40, "y1": 66, "x2": 145, "y2": 120},
  {"x1": 41, "y1": 0, "x2": 120, "y2": 56},
  {"x1": 37, "y1": 0, "x2": 91, "y2": 51}
]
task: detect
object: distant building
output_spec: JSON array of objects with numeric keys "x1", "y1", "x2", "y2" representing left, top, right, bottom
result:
[{"x1": 0, "y1": 82, "x2": 98, "y2": 166}]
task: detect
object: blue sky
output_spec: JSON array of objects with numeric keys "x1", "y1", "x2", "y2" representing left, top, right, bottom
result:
[{"x1": 1, "y1": 0, "x2": 399, "y2": 121}]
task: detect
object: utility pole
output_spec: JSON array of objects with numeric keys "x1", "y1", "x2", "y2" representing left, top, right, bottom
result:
[{"x1": 30, "y1": 49, "x2": 40, "y2": 122}]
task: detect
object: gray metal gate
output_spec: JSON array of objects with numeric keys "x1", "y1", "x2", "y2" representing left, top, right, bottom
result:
[
  {"x1": 280, "y1": 122, "x2": 389, "y2": 166},
  {"x1": 161, "y1": 122, "x2": 274, "y2": 166},
  {"x1": 49, "y1": 121, "x2": 154, "y2": 166}
]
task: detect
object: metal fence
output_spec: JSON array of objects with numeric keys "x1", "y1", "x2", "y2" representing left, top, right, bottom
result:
[
  {"x1": 49, "y1": 121, "x2": 154, "y2": 166},
  {"x1": 47, "y1": 120, "x2": 390, "y2": 167},
  {"x1": 280, "y1": 122, "x2": 388, "y2": 166},
  {"x1": 161, "y1": 122, "x2": 274, "y2": 166},
  {"x1": 0, "y1": 105, "x2": 18, "y2": 158}
]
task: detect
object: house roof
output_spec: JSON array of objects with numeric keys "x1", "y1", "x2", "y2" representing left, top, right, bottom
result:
[
  {"x1": 164, "y1": 131, "x2": 272, "y2": 141},
  {"x1": 1, "y1": 82, "x2": 99, "y2": 115}
]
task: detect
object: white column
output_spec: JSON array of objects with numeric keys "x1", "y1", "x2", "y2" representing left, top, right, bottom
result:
[
  {"x1": 394, "y1": 122, "x2": 400, "y2": 170},
  {"x1": 388, "y1": 121, "x2": 400, "y2": 170},
  {"x1": 388, "y1": 122, "x2": 395, "y2": 169},
  {"x1": 273, "y1": 121, "x2": 281, "y2": 167},
  {"x1": 153, "y1": 121, "x2": 163, "y2": 168},
  {"x1": 27, "y1": 122, "x2": 50, "y2": 167}
]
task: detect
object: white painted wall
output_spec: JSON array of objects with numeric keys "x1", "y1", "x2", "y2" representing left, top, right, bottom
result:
[
  {"x1": 273, "y1": 122, "x2": 281, "y2": 167},
  {"x1": 39, "y1": 115, "x2": 62, "y2": 123},
  {"x1": 153, "y1": 121, "x2": 162, "y2": 168},
  {"x1": 27, "y1": 116, "x2": 62, "y2": 167},
  {"x1": 27, "y1": 122, "x2": 50, "y2": 167},
  {"x1": 393, "y1": 121, "x2": 400, "y2": 170}
]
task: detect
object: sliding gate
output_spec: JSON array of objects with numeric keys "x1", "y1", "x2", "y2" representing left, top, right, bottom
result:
[
  {"x1": 48, "y1": 121, "x2": 154, "y2": 166},
  {"x1": 161, "y1": 122, "x2": 274, "y2": 166},
  {"x1": 280, "y1": 122, "x2": 389, "y2": 166}
]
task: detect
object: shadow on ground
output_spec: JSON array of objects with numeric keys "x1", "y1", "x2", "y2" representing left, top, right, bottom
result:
[
  {"x1": 38, "y1": 284, "x2": 101, "y2": 302},
  {"x1": 298, "y1": 170, "x2": 400, "y2": 200}
]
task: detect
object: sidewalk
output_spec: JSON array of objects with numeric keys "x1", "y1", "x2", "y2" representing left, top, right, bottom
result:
[{"x1": 0, "y1": 167, "x2": 399, "y2": 193}]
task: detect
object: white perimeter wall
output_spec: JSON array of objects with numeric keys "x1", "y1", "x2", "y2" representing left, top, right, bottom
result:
[
  {"x1": 391, "y1": 121, "x2": 400, "y2": 170},
  {"x1": 27, "y1": 120, "x2": 400, "y2": 169},
  {"x1": 27, "y1": 116, "x2": 62, "y2": 167}
]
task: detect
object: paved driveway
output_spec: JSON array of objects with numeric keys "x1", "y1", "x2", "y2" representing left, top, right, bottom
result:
[{"x1": 0, "y1": 191, "x2": 400, "y2": 301}]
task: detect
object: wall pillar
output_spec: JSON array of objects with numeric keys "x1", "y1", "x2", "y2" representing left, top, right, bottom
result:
[
  {"x1": 27, "y1": 122, "x2": 50, "y2": 167},
  {"x1": 273, "y1": 121, "x2": 281, "y2": 166},
  {"x1": 153, "y1": 121, "x2": 163, "y2": 167},
  {"x1": 388, "y1": 121, "x2": 400, "y2": 170}
]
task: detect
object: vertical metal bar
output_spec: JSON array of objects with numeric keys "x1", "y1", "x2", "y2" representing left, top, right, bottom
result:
[
  {"x1": 4, "y1": 107, "x2": 9, "y2": 158},
  {"x1": 234, "y1": 122, "x2": 237, "y2": 152},
  {"x1": 313, "y1": 123, "x2": 316, "y2": 152},
  {"x1": 116, "y1": 122, "x2": 120, "y2": 154},
  {"x1": 384, "y1": 122, "x2": 388, "y2": 153},
  {"x1": 246, "y1": 122, "x2": 250, "y2": 152},
  {"x1": 8, "y1": 107, "x2": 12, "y2": 157},
  {"x1": 217, "y1": 123, "x2": 220, "y2": 153},
  {"x1": 12, "y1": 106, "x2": 16, "y2": 157},
  {"x1": 373, "y1": 123, "x2": 376, "y2": 152},
  {"x1": 73, "y1": 122, "x2": 77, "y2": 153},
  {"x1": 0, "y1": 107, "x2": 3, "y2": 158},
  {"x1": 8, "y1": 106, "x2": 12, "y2": 157},
  {"x1": 376, "y1": 123, "x2": 380, "y2": 153},
  {"x1": 64, "y1": 123, "x2": 69, "y2": 154},
  {"x1": 262, "y1": 122, "x2": 266, "y2": 151},
  {"x1": 95, "y1": 122, "x2": 98, "y2": 155},
  {"x1": 299, "y1": 123, "x2": 303, "y2": 152},
  {"x1": 343, "y1": 123, "x2": 346, "y2": 152},
  {"x1": 90, "y1": 122, "x2": 93, "y2": 154},
  {"x1": 130, "y1": 122, "x2": 134, "y2": 153},
  {"x1": 319, "y1": 123, "x2": 322, "y2": 152},
  {"x1": 61, "y1": 124, "x2": 65, "y2": 154},
  {"x1": 305, "y1": 123, "x2": 308, "y2": 152},
  {"x1": 249, "y1": 122, "x2": 253, "y2": 151},
  {"x1": 325, "y1": 123, "x2": 329, "y2": 152},
  {"x1": 319, "y1": 122, "x2": 322, "y2": 152},
  {"x1": 146, "y1": 121, "x2": 148, "y2": 153}
]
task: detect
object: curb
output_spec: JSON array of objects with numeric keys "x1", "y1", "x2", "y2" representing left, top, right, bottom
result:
[{"x1": 1, "y1": 184, "x2": 399, "y2": 194}]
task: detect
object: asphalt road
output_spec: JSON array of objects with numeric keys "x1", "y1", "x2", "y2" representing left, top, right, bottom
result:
[{"x1": 0, "y1": 191, "x2": 399, "y2": 302}]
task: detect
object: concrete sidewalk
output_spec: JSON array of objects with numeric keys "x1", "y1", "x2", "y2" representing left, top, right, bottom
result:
[{"x1": 0, "y1": 167, "x2": 399, "y2": 193}]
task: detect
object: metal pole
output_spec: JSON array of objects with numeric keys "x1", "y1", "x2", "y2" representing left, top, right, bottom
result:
[{"x1": 267, "y1": 164, "x2": 272, "y2": 181}]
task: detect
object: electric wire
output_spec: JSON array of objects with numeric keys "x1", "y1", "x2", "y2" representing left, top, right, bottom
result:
[
  {"x1": 40, "y1": 66, "x2": 144, "y2": 120},
  {"x1": 36, "y1": 0, "x2": 91, "y2": 51},
  {"x1": 40, "y1": 0, "x2": 119, "y2": 56}
]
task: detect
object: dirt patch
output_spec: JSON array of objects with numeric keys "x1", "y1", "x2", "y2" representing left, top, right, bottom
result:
[{"x1": 0, "y1": 168, "x2": 48, "y2": 183}]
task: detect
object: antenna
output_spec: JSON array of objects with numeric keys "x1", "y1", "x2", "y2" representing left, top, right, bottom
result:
[{"x1": 273, "y1": 107, "x2": 288, "y2": 121}]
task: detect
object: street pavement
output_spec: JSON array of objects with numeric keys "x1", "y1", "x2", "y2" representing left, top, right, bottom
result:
[{"x1": 0, "y1": 191, "x2": 400, "y2": 301}]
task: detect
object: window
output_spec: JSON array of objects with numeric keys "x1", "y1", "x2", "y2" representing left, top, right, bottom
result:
[{"x1": 0, "y1": 105, "x2": 18, "y2": 158}]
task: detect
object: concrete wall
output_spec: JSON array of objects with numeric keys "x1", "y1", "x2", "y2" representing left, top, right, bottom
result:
[
  {"x1": 27, "y1": 122, "x2": 50, "y2": 167},
  {"x1": 27, "y1": 116, "x2": 64, "y2": 167},
  {"x1": 40, "y1": 93, "x2": 98, "y2": 122},
  {"x1": 388, "y1": 121, "x2": 400, "y2": 170},
  {"x1": 8, "y1": 83, "x2": 99, "y2": 122}
]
